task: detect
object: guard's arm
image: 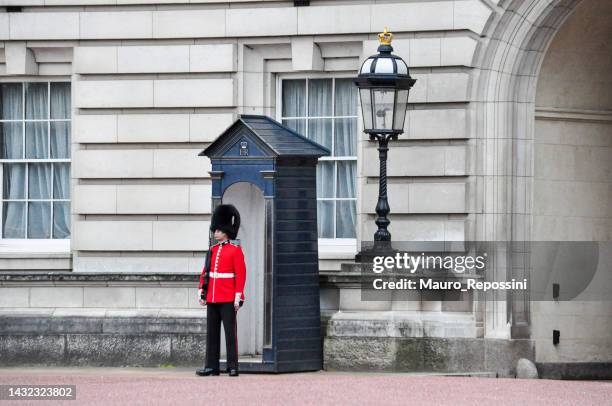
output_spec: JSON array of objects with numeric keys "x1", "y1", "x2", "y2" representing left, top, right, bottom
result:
[
  {"x1": 198, "y1": 247, "x2": 212, "y2": 291},
  {"x1": 234, "y1": 246, "x2": 247, "y2": 301},
  {"x1": 198, "y1": 267, "x2": 206, "y2": 291}
]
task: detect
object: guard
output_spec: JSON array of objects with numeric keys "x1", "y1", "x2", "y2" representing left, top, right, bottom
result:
[{"x1": 196, "y1": 204, "x2": 246, "y2": 377}]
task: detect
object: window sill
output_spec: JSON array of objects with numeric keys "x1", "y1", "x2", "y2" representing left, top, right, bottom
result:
[
  {"x1": 318, "y1": 239, "x2": 357, "y2": 260},
  {"x1": 0, "y1": 239, "x2": 70, "y2": 256}
]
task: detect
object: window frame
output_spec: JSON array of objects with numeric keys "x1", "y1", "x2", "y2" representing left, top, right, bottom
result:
[
  {"x1": 276, "y1": 73, "x2": 359, "y2": 252},
  {"x1": 0, "y1": 78, "x2": 71, "y2": 253}
]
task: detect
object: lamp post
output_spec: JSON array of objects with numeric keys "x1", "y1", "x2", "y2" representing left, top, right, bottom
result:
[{"x1": 354, "y1": 28, "x2": 416, "y2": 247}]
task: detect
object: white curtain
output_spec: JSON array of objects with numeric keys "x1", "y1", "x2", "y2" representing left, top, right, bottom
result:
[
  {"x1": 282, "y1": 79, "x2": 306, "y2": 117},
  {"x1": 28, "y1": 163, "x2": 51, "y2": 238},
  {"x1": 334, "y1": 78, "x2": 357, "y2": 116},
  {"x1": 2, "y1": 164, "x2": 25, "y2": 238},
  {"x1": 334, "y1": 79, "x2": 357, "y2": 156},
  {"x1": 50, "y1": 83, "x2": 70, "y2": 120},
  {"x1": 25, "y1": 83, "x2": 47, "y2": 120},
  {"x1": 1, "y1": 84, "x2": 23, "y2": 160},
  {"x1": 1, "y1": 82, "x2": 71, "y2": 239},
  {"x1": 51, "y1": 122, "x2": 70, "y2": 159},
  {"x1": 308, "y1": 79, "x2": 332, "y2": 116},
  {"x1": 25, "y1": 83, "x2": 48, "y2": 159},
  {"x1": 1, "y1": 84, "x2": 25, "y2": 238},
  {"x1": 53, "y1": 163, "x2": 70, "y2": 238},
  {"x1": 25, "y1": 83, "x2": 51, "y2": 238},
  {"x1": 1, "y1": 123, "x2": 22, "y2": 159},
  {"x1": 307, "y1": 80, "x2": 333, "y2": 150},
  {"x1": 333, "y1": 79, "x2": 357, "y2": 238},
  {"x1": 1, "y1": 83, "x2": 22, "y2": 120},
  {"x1": 50, "y1": 83, "x2": 71, "y2": 238},
  {"x1": 282, "y1": 80, "x2": 306, "y2": 135},
  {"x1": 336, "y1": 161, "x2": 356, "y2": 238},
  {"x1": 282, "y1": 78, "x2": 357, "y2": 239}
]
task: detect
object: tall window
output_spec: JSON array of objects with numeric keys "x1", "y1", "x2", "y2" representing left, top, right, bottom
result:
[
  {"x1": 0, "y1": 82, "x2": 71, "y2": 239},
  {"x1": 281, "y1": 78, "x2": 357, "y2": 239}
]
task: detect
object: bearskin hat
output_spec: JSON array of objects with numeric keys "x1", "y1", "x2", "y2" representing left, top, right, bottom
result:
[{"x1": 210, "y1": 204, "x2": 241, "y2": 239}]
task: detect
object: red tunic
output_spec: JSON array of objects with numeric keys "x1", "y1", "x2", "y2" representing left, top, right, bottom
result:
[{"x1": 199, "y1": 240, "x2": 246, "y2": 303}]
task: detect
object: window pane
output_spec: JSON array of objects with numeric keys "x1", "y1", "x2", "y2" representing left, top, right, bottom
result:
[
  {"x1": 25, "y1": 83, "x2": 48, "y2": 120},
  {"x1": 53, "y1": 163, "x2": 70, "y2": 199},
  {"x1": 53, "y1": 202, "x2": 70, "y2": 239},
  {"x1": 0, "y1": 83, "x2": 23, "y2": 120},
  {"x1": 308, "y1": 79, "x2": 332, "y2": 117},
  {"x1": 282, "y1": 119, "x2": 306, "y2": 136},
  {"x1": 2, "y1": 163, "x2": 25, "y2": 199},
  {"x1": 317, "y1": 200, "x2": 334, "y2": 238},
  {"x1": 28, "y1": 163, "x2": 52, "y2": 199},
  {"x1": 336, "y1": 161, "x2": 356, "y2": 198},
  {"x1": 334, "y1": 78, "x2": 358, "y2": 116},
  {"x1": 336, "y1": 200, "x2": 356, "y2": 238},
  {"x1": 1, "y1": 122, "x2": 23, "y2": 159},
  {"x1": 282, "y1": 80, "x2": 306, "y2": 118},
  {"x1": 2, "y1": 202, "x2": 26, "y2": 238},
  {"x1": 25, "y1": 122, "x2": 48, "y2": 159},
  {"x1": 334, "y1": 118, "x2": 357, "y2": 157},
  {"x1": 50, "y1": 83, "x2": 71, "y2": 119},
  {"x1": 307, "y1": 118, "x2": 332, "y2": 150},
  {"x1": 51, "y1": 121, "x2": 70, "y2": 159},
  {"x1": 316, "y1": 161, "x2": 334, "y2": 198},
  {"x1": 28, "y1": 201, "x2": 51, "y2": 238}
]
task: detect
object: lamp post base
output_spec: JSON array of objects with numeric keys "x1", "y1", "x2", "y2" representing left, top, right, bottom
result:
[{"x1": 354, "y1": 240, "x2": 396, "y2": 263}]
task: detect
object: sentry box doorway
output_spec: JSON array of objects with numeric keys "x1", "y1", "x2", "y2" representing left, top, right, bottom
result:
[{"x1": 200, "y1": 115, "x2": 329, "y2": 373}]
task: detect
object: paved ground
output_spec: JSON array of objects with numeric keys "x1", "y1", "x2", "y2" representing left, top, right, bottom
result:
[{"x1": 0, "y1": 368, "x2": 610, "y2": 406}]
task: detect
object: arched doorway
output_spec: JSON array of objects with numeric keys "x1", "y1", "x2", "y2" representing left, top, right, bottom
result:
[
  {"x1": 531, "y1": 0, "x2": 612, "y2": 364},
  {"x1": 473, "y1": 0, "x2": 611, "y2": 374},
  {"x1": 220, "y1": 181, "x2": 266, "y2": 358}
]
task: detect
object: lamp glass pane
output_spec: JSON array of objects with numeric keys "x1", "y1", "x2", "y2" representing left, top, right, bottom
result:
[
  {"x1": 374, "y1": 58, "x2": 394, "y2": 74},
  {"x1": 393, "y1": 89, "x2": 409, "y2": 131},
  {"x1": 396, "y1": 60, "x2": 408, "y2": 75},
  {"x1": 359, "y1": 88, "x2": 373, "y2": 131},
  {"x1": 360, "y1": 58, "x2": 373, "y2": 74},
  {"x1": 372, "y1": 88, "x2": 395, "y2": 131}
]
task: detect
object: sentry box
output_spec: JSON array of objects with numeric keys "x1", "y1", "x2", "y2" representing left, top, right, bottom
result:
[{"x1": 200, "y1": 115, "x2": 329, "y2": 373}]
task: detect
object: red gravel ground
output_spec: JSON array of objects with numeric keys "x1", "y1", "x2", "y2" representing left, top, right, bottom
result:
[{"x1": 0, "y1": 368, "x2": 610, "y2": 406}]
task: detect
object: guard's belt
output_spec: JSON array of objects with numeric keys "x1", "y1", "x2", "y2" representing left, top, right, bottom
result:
[{"x1": 210, "y1": 272, "x2": 235, "y2": 279}]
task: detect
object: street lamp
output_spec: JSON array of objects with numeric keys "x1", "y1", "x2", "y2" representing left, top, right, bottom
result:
[{"x1": 354, "y1": 28, "x2": 416, "y2": 245}]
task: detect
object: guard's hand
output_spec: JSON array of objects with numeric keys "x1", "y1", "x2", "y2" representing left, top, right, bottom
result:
[
  {"x1": 198, "y1": 289, "x2": 206, "y2": 307},
  {"x1": 234, "y1": 293, "x2": 242, "y2": 311}
]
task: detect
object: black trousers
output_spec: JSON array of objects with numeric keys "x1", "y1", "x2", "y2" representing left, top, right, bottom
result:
[{"x1": 205, "y1": 302, "x2": 238, "y2": 371}]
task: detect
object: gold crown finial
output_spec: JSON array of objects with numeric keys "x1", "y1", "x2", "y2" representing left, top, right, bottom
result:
[{"x1": 378, "y1": 27, "x2": 393, "y2": 45}]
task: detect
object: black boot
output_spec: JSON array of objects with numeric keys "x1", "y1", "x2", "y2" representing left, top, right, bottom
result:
[
  {"x1": 195, "y1": 367, "x2": 220, "y2": 376},
  {"x1": 228, "y1": 368, "x2": 239, "y2": 377}
]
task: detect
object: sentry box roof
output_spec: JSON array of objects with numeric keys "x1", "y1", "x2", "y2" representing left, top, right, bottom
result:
[{"x1": 199, "y1": 115, "x2": 330, "y2": 159}]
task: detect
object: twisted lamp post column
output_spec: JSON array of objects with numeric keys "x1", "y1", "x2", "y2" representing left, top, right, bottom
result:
[
  {"x1": 354, "y1": 28, "x2": 415, "y2": 248},
  {"x1": 374, "y1": 135, "x2": 391, "y2": 242}
]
